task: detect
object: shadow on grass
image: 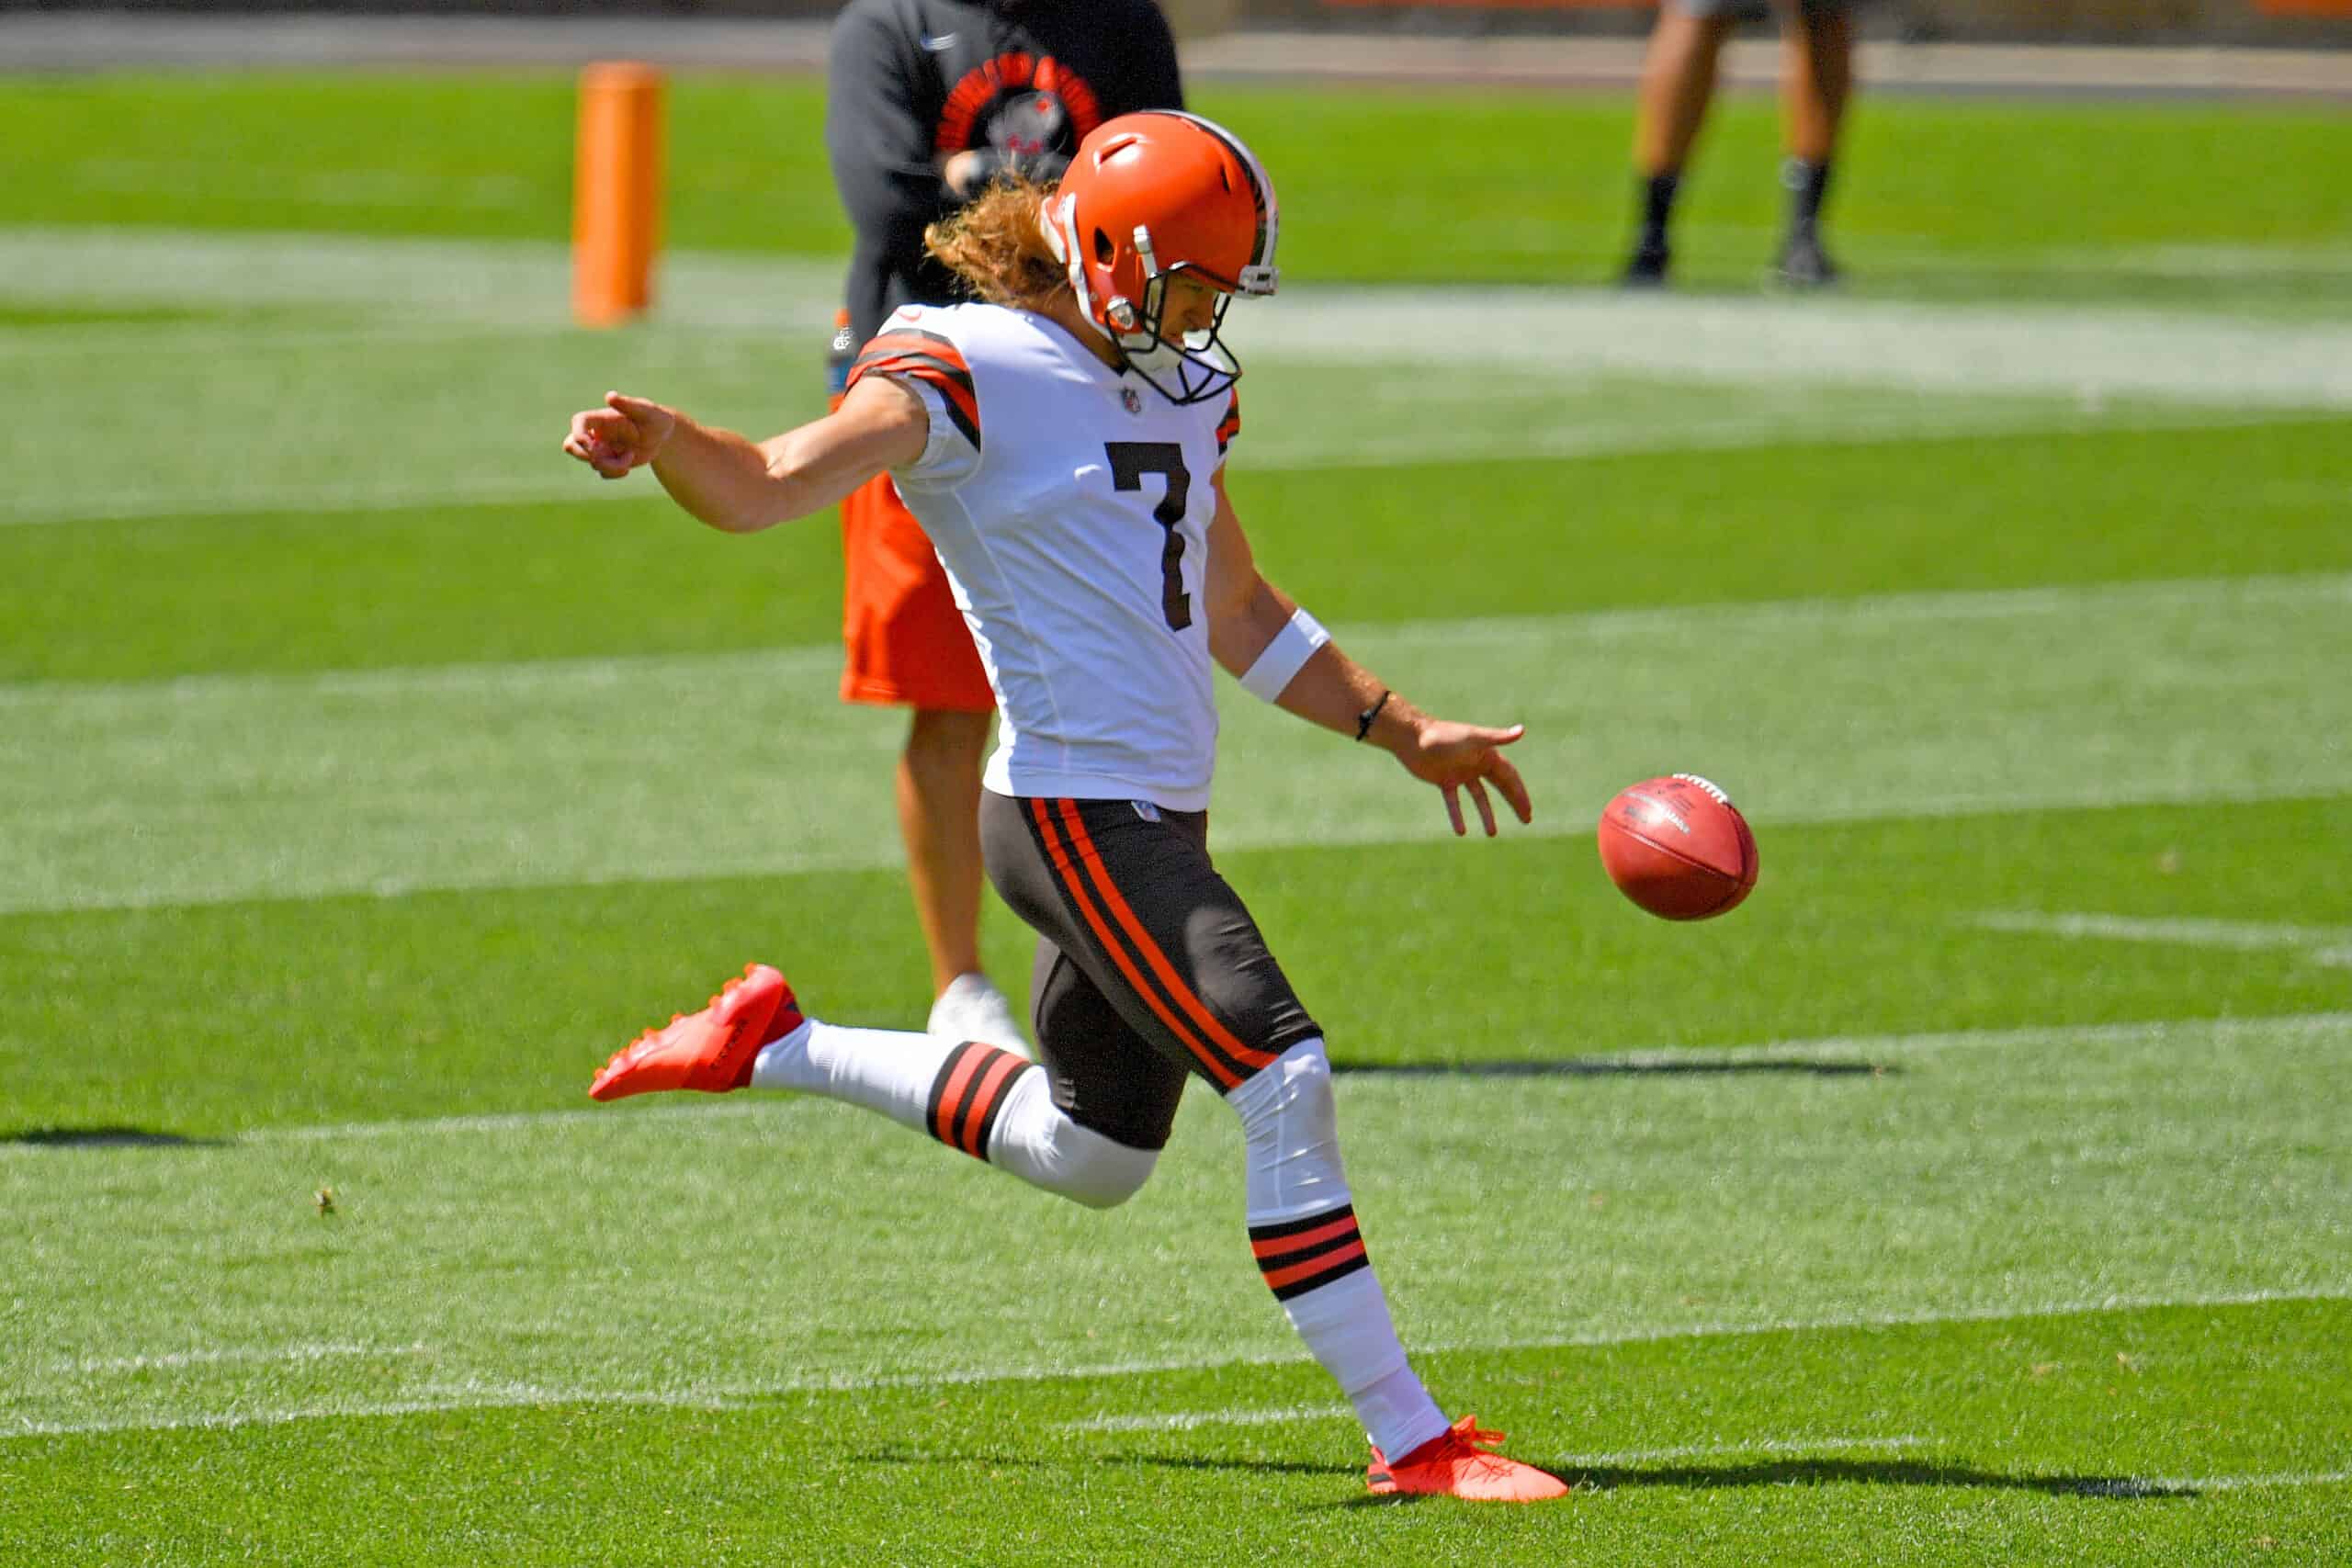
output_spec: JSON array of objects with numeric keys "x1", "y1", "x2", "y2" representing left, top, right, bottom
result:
[
  {"x1": 1337, "y1": 1455, "x2": 2195, "y2": 1507},
  {"x1": 1333, "y1": 1058, "x2": 1892, "y2": 1079},
  {"x1": 1, "y1": 1125, "x2": 230, "y2": 1150},
  {"x1": 861, "y1": 1447, "x2": 2189, "y2": 1502},
  {"x1": 1559, "y1": 1454, "x2": 2194, "y2": 1499}
]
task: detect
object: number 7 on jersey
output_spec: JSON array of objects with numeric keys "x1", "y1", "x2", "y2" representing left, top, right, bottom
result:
[{"x1": 1105, "y1": 441, "x2": 1193, "y2": 632}]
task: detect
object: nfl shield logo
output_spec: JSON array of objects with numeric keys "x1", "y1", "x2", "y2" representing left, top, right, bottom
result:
[{"x1": 1121, "y1": 388, "x2": 1143, "y2": 415}]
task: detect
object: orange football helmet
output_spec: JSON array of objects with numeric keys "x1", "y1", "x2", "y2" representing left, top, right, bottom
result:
[{"x1": 1041, "y1": 110, "x2": 1279, "y2": 405}]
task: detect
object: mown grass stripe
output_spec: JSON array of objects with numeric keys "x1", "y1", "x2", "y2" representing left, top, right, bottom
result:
[
  {"x1": 5, "y1": 571, "x2": 2345, "y2": 915},
  {"x1": 10, "y1": 228, "x2": 2352, "y2": 407},
  {"x1": 0, "y1": 1008, "x2": 2323, "y2": 1157},
  {"x1": 6, "y1": 1291, "x2": 2340, "y2": 1442}
]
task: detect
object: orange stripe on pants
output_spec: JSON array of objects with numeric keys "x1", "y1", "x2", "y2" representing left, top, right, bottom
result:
[
  {"x1": 1028, "y1": 798, "x2": 1241, "y2": 1089},
  {"x1": 1053, "y1": 800, "x2": 1278, "y2": 1078}
]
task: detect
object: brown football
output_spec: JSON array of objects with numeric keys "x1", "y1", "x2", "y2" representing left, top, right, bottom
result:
[{"x1": 1597, "y1": 773, "x2": 1759, "y2": 921}]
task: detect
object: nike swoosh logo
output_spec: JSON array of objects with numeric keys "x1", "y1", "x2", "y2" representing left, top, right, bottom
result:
[{"x1": 920, "y1": 32, "x2": 959, "y2": 51}]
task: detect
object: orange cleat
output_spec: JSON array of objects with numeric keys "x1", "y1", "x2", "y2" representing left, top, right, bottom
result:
[
  {"x1": 588, "y1": 964, "x2": 803, "y2": 1102},
  {"x1": 1365, "y1": 1416, "x2": 1569, "y2": 1503}
]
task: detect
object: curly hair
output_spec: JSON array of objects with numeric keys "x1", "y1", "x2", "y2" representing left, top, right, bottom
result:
[{"x1": 923, "y1": 178, "x2": 1071, "y2": 315}]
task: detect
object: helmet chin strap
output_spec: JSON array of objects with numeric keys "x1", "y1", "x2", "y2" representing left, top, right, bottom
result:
[{"x1": 1043, "y1": 194, "x2": 1119, "y2": 353}]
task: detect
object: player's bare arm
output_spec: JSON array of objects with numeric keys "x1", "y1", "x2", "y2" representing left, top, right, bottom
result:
[
  {"x1": 1204, "y1": 476, "x2": 1532, "y2": 839},
  {"x1": 561, "y1": 375, "x2": 928, "y2": 533}
]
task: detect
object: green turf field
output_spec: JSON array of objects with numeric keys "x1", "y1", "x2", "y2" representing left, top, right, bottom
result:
[{"x1": 3, "y1": 68, "x2": 2347, "y2": 1565}]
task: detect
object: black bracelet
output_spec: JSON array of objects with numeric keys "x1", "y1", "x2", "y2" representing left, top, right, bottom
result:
[{"x1": 1354, "y1": 689, "x2": 1392, "y2": 742}]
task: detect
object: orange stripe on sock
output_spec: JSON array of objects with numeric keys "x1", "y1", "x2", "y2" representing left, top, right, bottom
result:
[
  {"x1": 1259, "y1": 1239, "x2": 1367, "y2": 1292},
  {"x1": 1054, "y1": 800, "x2": 1278, "y2": 1076},
  {"x1": 960, "y1": 1052, "x2": 1026, "y2": 1157},
  {"x1": 1029, "y1": 798, "x2": 1239, "y2": 1090},
  {"x1": 1250, "y1": 1213, "x2": 1360, "y2": 1260},
  {"x1": 932, "y1": 1046, "x2": 989, "y2": 1148}
]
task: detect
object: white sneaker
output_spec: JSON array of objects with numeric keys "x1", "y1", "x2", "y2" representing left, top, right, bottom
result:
[{"x1": 926, "y1": 973, "x2": 1032, "y2": 1057}]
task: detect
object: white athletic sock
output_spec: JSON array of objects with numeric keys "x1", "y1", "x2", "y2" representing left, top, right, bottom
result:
[
  {"x1": 1228, "y1": 1040, "x2": 1451, "y2": 1461},
  {"x1": 752, "y1": 1019, "x2": 944, "y2": 1127},
  {"x1": 753, "y1": 1019, "x2": 1156, "y2": 1207}
]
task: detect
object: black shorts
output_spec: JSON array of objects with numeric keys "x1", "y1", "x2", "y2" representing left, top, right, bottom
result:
[{"x1": 979, "y1": 793, "x2": 1323, "y2": 1151}]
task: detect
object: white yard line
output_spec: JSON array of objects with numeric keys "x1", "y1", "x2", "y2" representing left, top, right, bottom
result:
[
  {"x1": 1971, "y1": 912, "x2": 2352, "y2": 967},
  {"x1": 1059, "y1": 1403, "x2": 1352, "y2": 1433},
  {"x1": 6, "y1": 1289, "x2": 2341, "y2": 1441},
  {"x1": 56, "y1": 1342, "x2": 428, "y2": 1376},
  {"x1": 2081, "y1": 1469, "x2": 2352, "y2": 1497},
  {"x1": 1550, "y1": 1435, "x2": 1928, "y2": 1467}
]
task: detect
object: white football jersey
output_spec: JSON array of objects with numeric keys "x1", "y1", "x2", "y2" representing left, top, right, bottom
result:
[{"x1": 849, "y1": 302, "x2": 1242, "y2": 812}]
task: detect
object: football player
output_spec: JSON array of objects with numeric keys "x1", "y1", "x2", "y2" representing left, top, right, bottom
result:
[
  {"x1": 825, "y1": 0, "x2": 1186, "y2": 1052},
  {"x1": 565, "y1": 111, "x2": 1564, "y2": 1504}
]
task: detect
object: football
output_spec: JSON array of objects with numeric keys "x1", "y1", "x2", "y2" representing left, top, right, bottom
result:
[{"x1": 1597, "y1": 773, "x2": 1759, "y2": 920}]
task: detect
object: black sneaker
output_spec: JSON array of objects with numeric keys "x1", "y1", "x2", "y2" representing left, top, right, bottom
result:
[
  {"x1": 1621, "y1": 243, "x2": 1671, "y2": 289},
  {"x1": 1774, "y1": 231, "x2": 1841, "y2": 290}
]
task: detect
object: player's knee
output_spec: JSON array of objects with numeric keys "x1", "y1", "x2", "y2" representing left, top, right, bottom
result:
[
  {"x1": 1230, "y1": 1038, "x2": 1339, "y2": 1146},
  {"x1": 1056, "y1": 1136, "x2": 1158, "y2": 1209},
  {"x1": 989, "y1": 1071, "x2": 1159, "y2": 1208},
  {"x1": 1227, "y1": 1040, "x2": 1351, "y2": 1218}
]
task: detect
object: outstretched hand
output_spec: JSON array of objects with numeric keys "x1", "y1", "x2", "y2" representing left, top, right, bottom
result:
[
  {"x1": 1392, "y1": 718, "x2": 1533, "y2": 838},
  {"x1": 562, "y1": 391, "x2": 678, "y2": 479}
]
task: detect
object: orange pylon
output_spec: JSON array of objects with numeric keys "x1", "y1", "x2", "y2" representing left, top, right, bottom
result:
[{"x1": 572, "y1": 62, "x2": 665, "y2": 327}]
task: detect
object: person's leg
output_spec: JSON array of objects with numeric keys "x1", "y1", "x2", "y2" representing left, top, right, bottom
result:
[
  {"x1": 587, "y1": 960, "x2": 1159, "y2": 1208},
  {"x1": 839, "y1": 472, "x2": 1023, "y2": 1045},
  {"x1": 1776, "y1": 0, "x2": 1857, "y2": 286},
  {"x1": 1625, "y1": 2, "x2": 1744, "y2": 285},
  {"x1": 588, "y1": 795, "x2": 1561, "y2": 1500},
  {"x1": 898, "y1": 705, "x2": 992, "y2": 995},
  {"x1": 991, "y1": 796, "x2": 1564, "y2": 1500}
]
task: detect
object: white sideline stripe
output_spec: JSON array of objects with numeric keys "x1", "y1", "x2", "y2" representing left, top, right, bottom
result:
[
  {"x1": 56, "y1": 1341, "x2": 428, "y2": 1376},
  {"x1": 1552, "y1": 1435, "x2": 1928, "y2": 1468},
  {"x1": 0, "y1": 1010, "x2": 2339, "y2": 1159},
  {"x1": 1060, "y1": 1403, "x2": 1351, "y2": 1433},
  {"x1": 1972, "y1": 911, "x2": 2352, "y2": 967},
  {"x1": 6, "y1": 1291, "x2": 2343, "y2": 1442},
  {"x1": 2083, "y1": 1469, "x2": 2352, "y2": 1497}
]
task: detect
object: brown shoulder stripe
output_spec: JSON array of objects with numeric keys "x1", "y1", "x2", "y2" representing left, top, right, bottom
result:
[{"x1": 847, "y1": 329, "x2": 980, "y2": 452}]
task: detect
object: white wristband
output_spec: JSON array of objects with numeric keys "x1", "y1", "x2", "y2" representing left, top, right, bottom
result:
[{"x1": 1238, "y1": 607, "x2": 1331, "y2": 703}]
